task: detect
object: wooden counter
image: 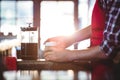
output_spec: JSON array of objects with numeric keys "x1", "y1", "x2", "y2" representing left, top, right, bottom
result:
[
  {"x1": 17, "y1": 59, "x2": 92, "y2": 80},
  {"x1": 17, "y1": 59, "x2": 92, "y2": 71}
]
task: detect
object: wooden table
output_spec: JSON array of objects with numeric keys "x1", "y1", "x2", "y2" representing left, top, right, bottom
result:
[
  {"x1": 17, "y1": 59, "x2": 92, "y2": 80},
  {"x1": 17, "y1": 59, "x2": 92, "y2": 71}
]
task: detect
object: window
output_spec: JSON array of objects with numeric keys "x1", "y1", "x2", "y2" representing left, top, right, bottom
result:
[
  {"x1": 78, "y1": 0, "x2": 95, "y2": 49},
  {"x1": 40, "y1": 1, "x2": 75, "y2": 50},
  {"x1": 1, "y1": 1, "x2": 16, "y2": 35},
  {"x1": 0, "y1": 1, "x2": 33, "y2": 36}
]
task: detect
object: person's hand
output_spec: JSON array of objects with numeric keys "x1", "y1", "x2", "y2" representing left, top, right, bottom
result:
[
  {"x1": 43, "y1": 46, "x2": 74, "y2": 62},
  {"x1": 44, "y1": 36, "x2": 74, "y2": 49}
]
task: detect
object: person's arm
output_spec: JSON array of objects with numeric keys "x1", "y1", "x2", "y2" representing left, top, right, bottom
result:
[
  {"x1": 99, "y1": 1, "x2": 120, "y2": 59},
  {"x1": 74, "y1": 1, "x2": 120, "y2": 61},
  {"x1": 69, "y1": 25, "x2": 91, "y2": 44},
  {"x1": 60, "y1": 25, "x2": 92, "y2": 48},
  {"x1": 70, "y1": 46, "x2": 108, "y2": 61},
  {"x1": 44, "y1": 25, "x2": 108, "y2": 62},
  {"x1": 43, "y1": 45, "x2": 108, "y2": 62},
  {"x1": 44, "y1": 25, "x2": 92, "y2": 48}
]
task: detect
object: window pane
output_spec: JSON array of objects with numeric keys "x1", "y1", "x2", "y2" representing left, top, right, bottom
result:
[
  {"x1": 1, "y1": 19, "x2": 16, "y2": 35},
  {"x1": 16, "y1": 1, "x2": 33, "y2": 41},
  {"x1": 0, "y1": 1, "x2": 33, "y2": 36},
  {"x1": 17, "y1": 1, "x2": 33, "y2": 18},
  {"x1": 78, "y1": 0, "x2": 95, "y2": 49},
  {"x1": 78, "y1": 0, "x2": 95, "y2": 28},
  {"x1": 40, "y1": 1, "x2": 74, "y2": 50},
  {"x1": 1, "y1": 1, "x2": 16, "y2": 19},
  {"x1": 17, "y1": 1, "x2": 33, "y2": 27},
  {"x1": 1, "y1": 1, "x2": 16, "y2": 35},
  {"x1": 17, "y1": 18, "x2": 33, "y2": 27}
]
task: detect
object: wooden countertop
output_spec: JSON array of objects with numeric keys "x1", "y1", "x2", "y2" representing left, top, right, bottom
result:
[{"x1": 17, "y1": 59, "x2": 92, "y2": 71}]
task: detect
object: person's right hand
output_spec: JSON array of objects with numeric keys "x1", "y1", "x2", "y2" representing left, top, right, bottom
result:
[{"x1": 44, "y1": 36, "x2": 73, "y2": 49}]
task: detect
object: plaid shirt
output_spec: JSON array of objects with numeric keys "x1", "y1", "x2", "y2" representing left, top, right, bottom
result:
[{"x1": 99, "y1": 0, "x2": 120, "y2": 58}]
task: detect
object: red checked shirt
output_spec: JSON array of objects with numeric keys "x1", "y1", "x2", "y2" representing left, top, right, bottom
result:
[{"x1": 99, "y1": 0, "x2": 120, "y2": 58}]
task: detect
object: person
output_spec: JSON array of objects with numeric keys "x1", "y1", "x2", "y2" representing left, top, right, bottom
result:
[{"x1": 43, "y1": 0, "x2": 120, "y2": 80}]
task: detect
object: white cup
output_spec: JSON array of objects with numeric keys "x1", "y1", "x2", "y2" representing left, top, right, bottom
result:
[{"x1": 45, "y1": 42, "x2": 56, "y2": 47}]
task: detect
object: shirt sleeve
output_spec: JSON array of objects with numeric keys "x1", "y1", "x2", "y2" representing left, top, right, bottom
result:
[{"x1": 100, "y1": 1, "x2": 120, "y2": 59}]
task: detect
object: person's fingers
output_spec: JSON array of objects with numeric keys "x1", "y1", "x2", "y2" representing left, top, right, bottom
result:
[
  {"x1": 44, "y1": 38, "x2": 52, "y2": 42},
  {"x1": 43, "y1": 51, "x2": 50, "y2": 58},
  {"x1": 43, "y1": 39, "x2": 51, "y2": 44},
  {"x1": 43, "y1": 50, "x2": 55, "y2": 58},
  {"x1": 43, "y1": 51, "x2": 55, "y2": 61},
  {"x1": 44, "y1": 46, "x2": 55, "y2": 51},
  {"x1": 44, "y1": 37, "x2": 57, "y2": 44},
  {"x1": 44, "y1": 53, "x2": 58, "y2": 62},
  {"x1": 44, "y1": 54, "x2": 51, "y2": 61}
]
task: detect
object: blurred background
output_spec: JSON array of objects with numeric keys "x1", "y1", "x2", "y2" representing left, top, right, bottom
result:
[
  {"x1": 0, "y1": 0, "x2": 96, "y2": 80},
  {"x1": 0, "y1": 0, "x2": 95, "y2": 58}
]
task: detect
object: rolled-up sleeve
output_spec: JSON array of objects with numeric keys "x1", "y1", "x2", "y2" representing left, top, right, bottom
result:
[{"x1": 100, "y1": 0, "x2": 120, "y2": 58}]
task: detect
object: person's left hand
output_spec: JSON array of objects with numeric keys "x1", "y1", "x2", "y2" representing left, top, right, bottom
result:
[{"x1": 43, "y1": 47, "x2": 74, "y2": 62}]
